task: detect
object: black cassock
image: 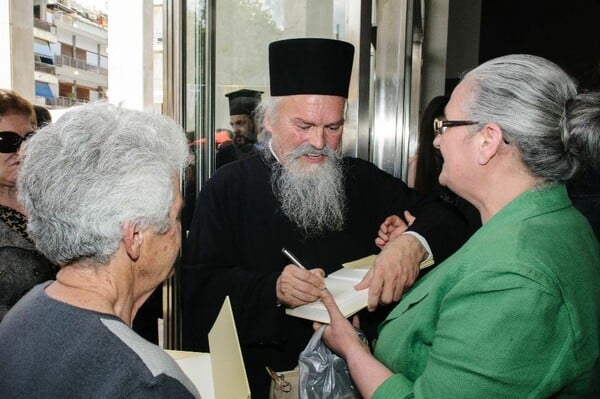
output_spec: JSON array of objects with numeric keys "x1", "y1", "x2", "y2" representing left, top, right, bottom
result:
[{"x1": 182, "y1": 152, "x2": 471, "y2": 398}]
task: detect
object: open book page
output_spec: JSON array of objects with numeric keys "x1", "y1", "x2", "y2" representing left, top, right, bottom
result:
[
  {"x1": 285, "y1": 265, "x2": 370, "y2": 324},
  {"x1": 285, "y1": 253, "x2": 434, "y2": 323}
]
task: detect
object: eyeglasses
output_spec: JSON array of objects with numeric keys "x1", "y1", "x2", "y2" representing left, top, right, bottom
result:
[
  {"x1": 433, "y1": 117, "x2": 479, "y2": 135},
  {"x1": 433, "y1": 117, "x2": 510, "y2": 144},
  {"x1": 0, "y1": 131, "x2": 35, "y2": 153}
]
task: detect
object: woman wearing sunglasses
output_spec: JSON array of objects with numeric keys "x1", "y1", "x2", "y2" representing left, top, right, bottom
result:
[{"x1": 0, "y1": 89, "x2": 56, "y2": 321}]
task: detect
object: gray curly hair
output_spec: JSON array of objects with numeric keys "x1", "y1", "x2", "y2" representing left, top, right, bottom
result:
[{"x1": 18, "y1": 102, "x2": 189, "y2": 265}]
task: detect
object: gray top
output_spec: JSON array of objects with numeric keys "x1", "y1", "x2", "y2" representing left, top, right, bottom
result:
[{"x1": 0, "y1": 282, "x2": 201, "y2": 398}]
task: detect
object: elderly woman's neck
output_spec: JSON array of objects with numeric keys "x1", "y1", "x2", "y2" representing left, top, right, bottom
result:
[{"x1": 45, "y1": 259, "x2": 139, "y2": 326}]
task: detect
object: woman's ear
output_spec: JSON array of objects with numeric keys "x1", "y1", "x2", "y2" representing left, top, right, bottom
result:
[
  {"x1": 122, "y1": 223, "x2": 143, "y2": 261},
  {"x1": 478, "y1": 122, "x2": 504, "y2": 165}
]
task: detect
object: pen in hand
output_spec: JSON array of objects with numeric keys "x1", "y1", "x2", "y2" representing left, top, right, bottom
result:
[
  {"x1": 281, "y1": 248, "x2": 307, "y2": 270},
  {"x1": 281, "y1": 248, "x2": 328, "y2": 293}
]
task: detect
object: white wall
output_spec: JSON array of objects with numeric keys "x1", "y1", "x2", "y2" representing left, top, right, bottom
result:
[
  {"x1": 0, "y1": 0, "x2": 35, "y2": 100},
  {"x1": 107, "y1": 0, "x2": 153, "y2": 111}
]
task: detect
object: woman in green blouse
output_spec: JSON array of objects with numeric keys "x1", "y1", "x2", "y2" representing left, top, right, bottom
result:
[{"x1": 320, "y1": 54, "x2": 600, "y2": 399}]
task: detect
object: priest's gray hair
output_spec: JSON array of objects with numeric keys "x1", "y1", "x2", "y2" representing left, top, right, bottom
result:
[
  {"x1": 18, "y1": 102, "x2": 189, "y2": 266},
  {"x1": 255, "y1": 96, "x2": 282, "y2": 144},
  {"x1": 463, "y1": 54, "x2": 599, "y2": 182}
]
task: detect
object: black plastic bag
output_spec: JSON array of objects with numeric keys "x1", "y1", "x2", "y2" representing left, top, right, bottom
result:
[{"x1": 298, "y1": 325, "x2": 361, "y2": 399}]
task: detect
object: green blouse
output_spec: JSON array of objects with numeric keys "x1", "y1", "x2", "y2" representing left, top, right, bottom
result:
[{"x1": 373, "y1": 184, "x2": 600, "y2": 398}]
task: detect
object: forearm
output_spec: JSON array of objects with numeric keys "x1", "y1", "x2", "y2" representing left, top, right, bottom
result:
[{"x1": 345, "y1": 345, "x2": 393, "y2": 399}]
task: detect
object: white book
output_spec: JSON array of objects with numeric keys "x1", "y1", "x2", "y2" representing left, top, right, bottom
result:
[
  {"x1": 285, "y1": 256, "x2": 374, "y2": 324},
  {"x1": 284, "y1": 254, "x2": 434, "y2": 323}
]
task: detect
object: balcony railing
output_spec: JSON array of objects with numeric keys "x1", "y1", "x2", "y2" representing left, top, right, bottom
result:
[
  {"x1": 34, "y1": 61, "x2": 56, "y2": 74},
  {"x1": 34, "y1": 17, "x2": 52, "y2": 32},
  {"x1": 54, "y1": 54, "x2": 108, "y2": 76},
  {"x1": 45, "y1": 96, "x2": 88, "y2": 108}
]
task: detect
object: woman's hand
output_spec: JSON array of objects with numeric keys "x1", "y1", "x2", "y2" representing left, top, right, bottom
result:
[
  {"x1": 317, "y1": 288, "x2": 394, "y2": 399},
  {"x1": 316, "y1": 289, "x2": 370, "y2": 359},
  {"x1": 375, "y1": 211, "x2": 416, "y2": 249}
]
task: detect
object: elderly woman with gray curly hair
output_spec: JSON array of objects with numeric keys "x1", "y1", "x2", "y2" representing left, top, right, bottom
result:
[{"x1": 0, "y1": 102, "x2": 201, "y2": 398}]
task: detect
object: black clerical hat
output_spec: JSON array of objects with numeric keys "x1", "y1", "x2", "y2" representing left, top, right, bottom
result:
[
  {"x1": 225, "y1": 89, "x2": 263, "y2": 115},
  {"x1": 269, "y1": 38, "x2": 354, "y2": 98}
]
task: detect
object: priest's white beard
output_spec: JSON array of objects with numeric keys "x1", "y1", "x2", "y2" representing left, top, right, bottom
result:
[{"x1": 270, "y1": 143, "x2": 346, "y2": 236}]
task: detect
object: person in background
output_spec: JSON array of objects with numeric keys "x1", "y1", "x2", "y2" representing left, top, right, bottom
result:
[
  {"x1": 33, "y1": 104, "x2": 51, "y2": 128},
  {"x1": 0, "y1": 102, "x2": 199, "y2": 398},
  {"x1": 227, "y1": 88, "x2": 262, "y2": 144},
  {"x1": 320, "y1": 54, "x2": 600, "y2": 398},
  {"x1": 182, "y1": 38, "x2": 471, "y2": 397},
  {"x1": 0, "y1": 89, "x2": 56, "y2": 321},
  {"x1": 216, "y1": 89, "x2": 263, "y2": 168},
  {"x1": 408, "y1": 96, "x2": 448, "y2": 194}
]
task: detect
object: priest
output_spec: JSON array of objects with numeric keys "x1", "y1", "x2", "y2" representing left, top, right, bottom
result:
[{"x1": 182, "y1": 38, "x2": 472, "y2": 397}]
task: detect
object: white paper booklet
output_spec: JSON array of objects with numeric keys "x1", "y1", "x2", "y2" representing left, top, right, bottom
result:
[{"x1": 285, "y1": 266, "x2": 370, "y2": 324}]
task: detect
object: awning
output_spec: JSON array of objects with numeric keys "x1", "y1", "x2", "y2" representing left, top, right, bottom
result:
[
  {"x1": 35, "y1": 81, "x2": 55, "y2": 99},
  {"x1": 34, "y1": 41, "x2": 54, "y2": 64}
]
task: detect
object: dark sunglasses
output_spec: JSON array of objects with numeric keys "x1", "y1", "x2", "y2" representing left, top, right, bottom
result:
[{"x1": 0, "y1": 131, "x2": 35, "y2": 153}]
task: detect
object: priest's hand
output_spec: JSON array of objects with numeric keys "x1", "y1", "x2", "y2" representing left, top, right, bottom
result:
[
  {"x1": 356, "y1": 232, "x2": 426, "y2": 311},
  {"x1": 276, "y1": 265, "x2": 326, "y2": 307}
]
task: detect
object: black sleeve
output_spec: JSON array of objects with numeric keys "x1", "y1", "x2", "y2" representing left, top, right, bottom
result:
[{"x1": 181, "y1": 169, "x2": 285, "y2": 352}]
